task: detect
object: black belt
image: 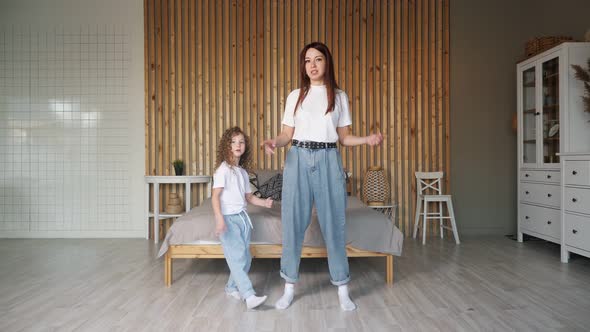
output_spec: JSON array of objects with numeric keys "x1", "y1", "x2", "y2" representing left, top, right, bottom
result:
[{"x1": 292, "y1": 139, "x2": 337, "y2": 149}]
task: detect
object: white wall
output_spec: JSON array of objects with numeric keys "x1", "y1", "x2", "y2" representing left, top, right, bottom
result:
[{"x1": 0, "y1": 0, "x2": 145, "y2": 237}]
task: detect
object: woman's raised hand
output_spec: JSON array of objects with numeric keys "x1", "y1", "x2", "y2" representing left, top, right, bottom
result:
[
  {"x1": 366, "y1": 133, "x2": 384, "y2": 146},
  {"x1": 262, "y1": 138, "x2": 277, "y2": 155}
]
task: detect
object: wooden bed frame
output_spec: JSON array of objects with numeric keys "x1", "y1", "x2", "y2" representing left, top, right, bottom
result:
[{"x1": 164, "y1": 244, "x2": 394, "y2": 286}]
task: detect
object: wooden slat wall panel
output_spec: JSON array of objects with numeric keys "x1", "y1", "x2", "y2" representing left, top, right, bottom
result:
[{"x1": 144, "y1": 0, "x2": 451, "y2": 236}]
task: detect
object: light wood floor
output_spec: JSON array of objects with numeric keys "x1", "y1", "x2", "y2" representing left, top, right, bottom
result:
[{"x1": 1, "y1": 236, "x2": 589, "y2": 331}]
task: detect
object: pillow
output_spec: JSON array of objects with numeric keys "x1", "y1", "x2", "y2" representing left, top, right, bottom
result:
[
  {"x1": 249, "y1": 172, "x2": 260, "y2": 193},
  {"x1": 256, "y1": 173, "x2": 283, "y2": 201},
  {"x1": 249, "y1": 170, "x2": 283, "y2": 201},
  {"x1": 253, "y1": 170, "x2": 282, "y2": 185}
]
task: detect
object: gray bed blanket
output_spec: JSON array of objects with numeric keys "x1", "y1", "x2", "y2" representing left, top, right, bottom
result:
[{"x1": 157, "y1": 196, "x2": 403, "y2": 258}]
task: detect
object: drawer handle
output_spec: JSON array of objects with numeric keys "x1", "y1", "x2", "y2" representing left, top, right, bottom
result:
[
  {"x1": 547, "y1": 221, "x2": 552, "y2": 225},
  {"x1": 572, "y1": 170, "x2": 578, "y2": 175},
  {"x1": 525, "y1": 216, "x2": 530, "y2": 220},
  {"x1": 573, "y1": 229, "x2": 578, "y2": 234},
  {"x1": 525, "y1": 173, "x2": 529, "y2": 177},
  {"x1": 525, "y1": 191, "x2": 530, "y2": 195},
  {"x1": 547, "y1": 175, "x2": 551, "y2": 179},
  {"x1": 535, "y1": 112, "x2": 540, "y2": 116},
  {"x1": 547, "y1": 193, "x2": 552, "y2": 198},
  {"x1": 572, "y1": 198, "x2": 578, "y2": 203}
]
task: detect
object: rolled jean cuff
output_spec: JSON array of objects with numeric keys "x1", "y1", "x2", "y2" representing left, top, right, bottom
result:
[
  {"x1": 280, "y1": 270, "x2": 298, "y2": 284},
  {"x1": 225, "y1": 286, "x2": 238, "y2": 293},
  {"x1": 330, "y1": 275, "x2": 350, "y2": 286}
]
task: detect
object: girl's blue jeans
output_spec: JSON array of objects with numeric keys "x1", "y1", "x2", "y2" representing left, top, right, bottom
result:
[{"x1": 220, "y1": 211, "x2": 255, "y2": 299}]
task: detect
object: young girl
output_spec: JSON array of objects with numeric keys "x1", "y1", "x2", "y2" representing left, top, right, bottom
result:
[
  {"x1": 212, "y1": 126, "x2": 273, "y2": 310},
  {"x1": 262, "y1": 42, "x2": 383, "y2": 311}
]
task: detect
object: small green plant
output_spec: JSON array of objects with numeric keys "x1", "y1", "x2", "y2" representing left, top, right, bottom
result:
[
  {"x1": 172, "y1": 159, "x2": 184, "y2": 176},
  {"x1": 571, "y1": 58, "x2": 590, "y2": 115}
]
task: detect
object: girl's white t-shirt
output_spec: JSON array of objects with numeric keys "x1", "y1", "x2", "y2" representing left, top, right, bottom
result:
[
  {"x1": 281, "y1": 85, "x2": 352, "y2": 142},
  {"x1": 212, "y1": 162, "x2": 252, "y2": 215}
]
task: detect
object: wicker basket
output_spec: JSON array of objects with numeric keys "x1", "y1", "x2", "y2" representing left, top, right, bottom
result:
[
  {"x1": 165, "y1": 193, "x2": 183, "y2": 214},
  {"x1": 362, "y1": 166, "x2": 390, "y2": 206},
  {"x1": 525, "y1": 36, "x2": 574, "y2": 57}
]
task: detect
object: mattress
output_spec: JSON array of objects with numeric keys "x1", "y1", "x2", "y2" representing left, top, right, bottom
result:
[{"x1": 157, "y1": 196, "x2": 403, "y2": 258}]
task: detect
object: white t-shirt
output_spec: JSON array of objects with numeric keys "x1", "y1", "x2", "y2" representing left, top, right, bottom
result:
[
  {"x1": 281, "y1": 85, "x2": 352, "y2": 142},
  {"x1": 212, "y1": 162, "x2": 252, "y2": 215}
]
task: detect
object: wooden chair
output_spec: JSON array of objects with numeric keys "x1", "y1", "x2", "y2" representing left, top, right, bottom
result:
[{"x1": 412, "y1": 172, "x2": 460, "y2": 245}]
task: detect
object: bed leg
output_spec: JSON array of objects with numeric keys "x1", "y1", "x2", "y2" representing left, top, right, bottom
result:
[
  {"x1": 165, "y1": 252, "x2": 172, "y2": 287},
  {"x1": 386, "y1": 255, "x2": 394, "y2": 285}
]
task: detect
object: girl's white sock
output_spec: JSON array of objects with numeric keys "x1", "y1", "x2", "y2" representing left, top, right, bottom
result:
[
  {"x1": 275, "y1": 283, "x2": 295, "y2": 310},
  {"x1": 338, "y1": 285, "x2": 357, "y2": 311},
  {"x1": 245, "y1": 294, "x2": 267, "y2": 309}
]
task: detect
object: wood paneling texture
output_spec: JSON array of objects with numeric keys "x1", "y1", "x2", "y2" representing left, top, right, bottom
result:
[{"x1": 144, "y1": 0, "x2": 450, "y2": 237}]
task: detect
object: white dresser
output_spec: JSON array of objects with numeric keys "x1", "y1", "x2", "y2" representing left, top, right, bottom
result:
[
  {"x1": 560, "y1": 153, "x2": 590, "y2": 262},
  {"x1": 519, "y1": 169, "x2": 561, "y2": 243}
]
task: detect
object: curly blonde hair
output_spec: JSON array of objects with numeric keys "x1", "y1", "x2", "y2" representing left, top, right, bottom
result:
[{"x1": 215, "y1": 126, "x2": 252, "y2": 171}]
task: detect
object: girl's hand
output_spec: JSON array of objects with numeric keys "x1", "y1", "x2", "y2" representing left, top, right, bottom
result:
[
  {"x1": 262, "y1": 139, "x2": 277, "y2": 155},
  {"x1": 264, "y1": 198, "x2": 273, "y2": 208},
  {"x1": 215, "y1": 220, "x2": 227, "y2": 237},
  {"x1": 366, "y1": 133, "x2": 383, "y2": 146}
]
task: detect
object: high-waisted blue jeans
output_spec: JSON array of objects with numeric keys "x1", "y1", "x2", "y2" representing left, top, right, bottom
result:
[
  {"x1": 280, "y1": 146, "x2": 350, "y2": 286},
  {"x1": 220, "y1": 210, "x2": 255, "y2": 299}
]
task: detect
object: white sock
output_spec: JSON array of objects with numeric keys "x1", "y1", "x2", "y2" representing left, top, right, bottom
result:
[
  {"x1": 275, "y1": 283, "x2": 295, "y2": 310},
  {"x1": 225, "y1": 289, "x2": 241, "y2": 300},
  {"x1": 338, "y1": 285, "x2": 357, "y2": 311},
  {"x1": 245, "y1": 295, "x2": 267, "y2": 309}
]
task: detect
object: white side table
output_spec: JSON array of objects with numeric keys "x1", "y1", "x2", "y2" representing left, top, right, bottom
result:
[
  {"x1": 145, "y1": 175, "x2": 211, "y2": 243},
  {"x1": 368, "y1": 203, "x2": 398, "y2": 226}
]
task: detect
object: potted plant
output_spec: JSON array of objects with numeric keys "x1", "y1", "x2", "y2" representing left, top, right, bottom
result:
[
  {"x1": 172, "y1": 159, "x2": 184, "y2": 176},
  {"x1": 571, "y1": 58, "x2": 590, "y2": 117}
]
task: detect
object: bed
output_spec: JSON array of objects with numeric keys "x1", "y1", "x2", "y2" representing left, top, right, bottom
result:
[{"x1": 157, "y1": 196, "x2": 404, "y2": 286}]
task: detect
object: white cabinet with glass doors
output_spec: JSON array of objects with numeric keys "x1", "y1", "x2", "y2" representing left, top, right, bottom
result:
[{"x1": 517, "y1": 42, "x2": 590, "y2": 245}]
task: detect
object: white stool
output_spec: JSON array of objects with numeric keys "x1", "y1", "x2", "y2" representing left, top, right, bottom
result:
[{"x1": 412, "y1": 172, "x2": 460, "y2": 245}]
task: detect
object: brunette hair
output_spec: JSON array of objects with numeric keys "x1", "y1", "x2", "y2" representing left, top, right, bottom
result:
[
  {"x1": 215, "y1": 126, "x2": 252, "y2": 171},
  {"x1": 293, "y1": 42, "x2": 339, "y2": 115}
]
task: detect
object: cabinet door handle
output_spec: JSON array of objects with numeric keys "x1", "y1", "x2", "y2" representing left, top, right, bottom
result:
[
  {"x1": 572, "y1": 170, "x2": 578, "y2": 175},
  {"x1": 525, "y1": 191, "x2": 530, "y2": 194},
  {"x1": 525, "y1": 173, "x2": 529, "y2": 177},
  {"x1": 525, "y1": 216, "x2": 529, "y2": 219},
  {"x1": 573, "y1": 229, "x2": 578, "y2": 234},
  {"x1": 547, "y1": 193, "x2": 552, "y2": 198},
  {"x1": 535, "y1": 112, "x2": 540, "y2": 116},
  {"x1": 547, "y1": 221, "x2": 552, "y2": 225},
  {"x1": 547, "y1": 175, "x2": 552, "y2": 179},
  {"x1": 572, "y1": 198, "x2": 578, "y2": 203}
]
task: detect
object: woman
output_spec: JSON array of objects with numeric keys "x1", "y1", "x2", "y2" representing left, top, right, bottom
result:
[{"x1": 262, "y1": 42, "x2": 383, "y2": 311}]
